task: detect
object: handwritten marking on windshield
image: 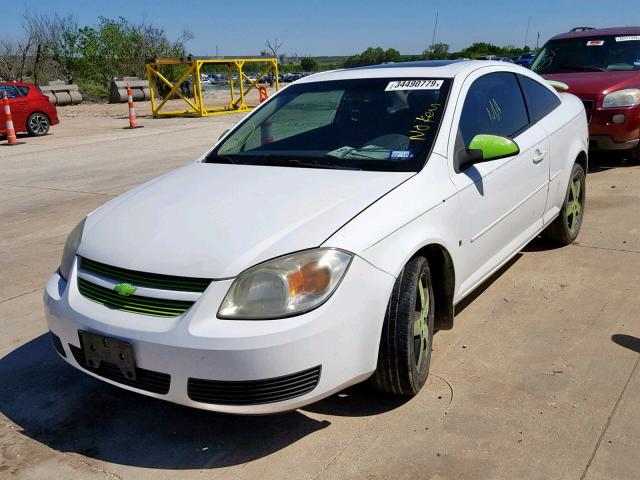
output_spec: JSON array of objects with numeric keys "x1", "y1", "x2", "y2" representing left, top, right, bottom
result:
[{"x1": 409, "y1": 103, "x2": 441, "y2": 141}]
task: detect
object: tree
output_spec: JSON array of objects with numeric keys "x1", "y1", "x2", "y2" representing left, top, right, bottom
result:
[
  {"x1": 343, "y1": 47, "x2": 401, "y2": 68},
  {"x1": 423, "y1": 42, "x2": 449, "y2": 60},
  {"x1": 264, "y1": 37, "x2": 283, "y2": 58},
  {"x1": 300, "y1": 57, "x2": 319, "y2": 72}
]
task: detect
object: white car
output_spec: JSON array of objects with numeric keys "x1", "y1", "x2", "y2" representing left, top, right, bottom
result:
[{"x1": 45, "y1": 61, "x2": 588, "y2": 414}]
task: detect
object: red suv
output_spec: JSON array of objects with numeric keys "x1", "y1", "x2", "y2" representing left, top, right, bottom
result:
[
  {"x1": 532, "y1": 27, "x2": 640, "y2": 161},
  {"x1": 1, "y1": 82, "x2": 59, "y2": 137}
]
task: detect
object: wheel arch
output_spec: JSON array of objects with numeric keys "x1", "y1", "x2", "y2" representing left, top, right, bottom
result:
[
  {"x1": 575, "y1": 149, "x2": 588, "y2": 173},
  {"x1": 413, "y1": 243, "x2": 456, "y2": 331}
]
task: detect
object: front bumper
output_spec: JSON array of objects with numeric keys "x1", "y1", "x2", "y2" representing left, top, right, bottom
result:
[
  {"x1": 44, "y1": 256, "x2": 395, "y2": 414},
  {"x1": 585, "y1": 102, "x2": 640, "y2": 151}
]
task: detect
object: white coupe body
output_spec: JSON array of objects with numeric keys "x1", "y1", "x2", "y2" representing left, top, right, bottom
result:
[{"x1": 45, "y1": 61, "x2": 588, "y2": 413}]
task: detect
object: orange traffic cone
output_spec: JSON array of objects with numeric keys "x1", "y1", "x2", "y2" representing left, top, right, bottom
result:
[
  {"x1": 2, "y1": 91, "x2": 24, "y2": 146},
  {"x1": 258, "y1": 85, "x2": 268, "y2": 103},
  {"x1": 124, "y1": 83, "x2": 143, "y2": 129}
]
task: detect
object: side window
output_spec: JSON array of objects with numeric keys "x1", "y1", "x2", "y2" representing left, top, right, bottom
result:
[
  {"x1": 458, "y1": 72, "x2": 529, "y2": 147},
  {"x1": 0, "y1": 85, "x2": 21, "y2": 99},
  {"x1": 17, "y1": 86, "x2": 30, "y2": 97},
  {"x1": 518, "y1": 74, "x2": 561, "y2": 122}
]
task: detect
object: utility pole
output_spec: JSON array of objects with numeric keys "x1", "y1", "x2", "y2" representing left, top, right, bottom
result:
[
  {"x1": 524, "y1": 16, "x2": 531, "y2": 48},
  {"x1": 431, "y1": 11, "x2": 439, "y2": 51},
  {"x1": 216, "y1": 45, "x2": 219, "y2": 57},
  {"x1": 536, "y1": 32, "x2": 540, "y2": 50}
]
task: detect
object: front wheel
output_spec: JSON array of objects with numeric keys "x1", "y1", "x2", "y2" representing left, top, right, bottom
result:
[
  {"x1": 544, "y1": 162, "x2": 586, "y2": 245},
  {"x1": 370, "y1": 256, "x2": 435, "y2": 396},
  {"x1": 26, "y1": 112, "x2": 50, "y2": 136}
]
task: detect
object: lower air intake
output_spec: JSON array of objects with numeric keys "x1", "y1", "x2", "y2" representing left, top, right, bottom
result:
[{"x1": 187, "y1": 366, "x2": 321, "y2": 405}]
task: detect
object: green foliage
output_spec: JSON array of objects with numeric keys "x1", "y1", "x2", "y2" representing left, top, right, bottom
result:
[
  {"x1": 300, "y1": 56, "x2": 319, "y2": 72},
  {"x1": 452, "y1": 42, "x2": 529, "y2": 59},
  {"x1": 343, "y1": 47, "x2": 403, "y2": 68},
  {"x1": 343, "y1": 43, "x2": 534, "y2": 68},
  {"x1": 423, "y1": 43, "x2": 450, "y2": 60}
]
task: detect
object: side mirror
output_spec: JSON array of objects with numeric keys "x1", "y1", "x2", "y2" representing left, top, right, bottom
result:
[
  {"x1": 218, "y1": 129, "x2": 230, "y2": 141},
  {"x1": 454, "y1": 134, "x2": 520, "y2": 173}
]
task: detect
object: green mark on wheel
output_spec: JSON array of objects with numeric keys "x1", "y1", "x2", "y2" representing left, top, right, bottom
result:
[
  {"x1": 566, "y1": 177, "x2": 582, "y2": 231},
  {"x1": 114, "y1": 282, "x2": 137, "y2": 296},
  {"x1": 413, "y1": 275, "x2": 430, "y2": 368}
]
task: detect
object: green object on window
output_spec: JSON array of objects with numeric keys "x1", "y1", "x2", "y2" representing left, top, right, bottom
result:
[{"x1": 469, "y1": 134, "x2": 520, "y2": 160}]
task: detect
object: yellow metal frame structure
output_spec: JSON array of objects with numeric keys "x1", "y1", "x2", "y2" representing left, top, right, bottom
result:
[{"x1": 146, "y1": 57, "x2": 280, "y2": 117}]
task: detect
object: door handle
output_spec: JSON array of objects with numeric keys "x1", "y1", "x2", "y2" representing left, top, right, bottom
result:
[{"x1": 533, "y1": 149, "x2": 546, "y2": 164}]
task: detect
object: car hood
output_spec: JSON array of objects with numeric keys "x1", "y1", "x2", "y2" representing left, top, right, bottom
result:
[
  {"x1": 78, "y1": 163, "x2": 412, "y2": 278},
  {"x1": 542, "y1": 71, "x2": 640, "y2": 96}
]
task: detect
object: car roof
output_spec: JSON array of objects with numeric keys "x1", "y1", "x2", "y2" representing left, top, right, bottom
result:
[
  {"x1": 297, "y1": 60, "x2": 512, "y2": 83},
  {"x1": 551, "y1": 26, "x2": 640, "y2": 40}
]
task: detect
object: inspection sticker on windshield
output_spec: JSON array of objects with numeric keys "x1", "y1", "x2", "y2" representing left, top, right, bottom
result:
[
  {"x1": 616, "y1": 35, "x2": 640, "y2": 42},
  {"x1": 385, "y1": 79, "x2": 443, "y2": 91},
  {"x1": 388, "y1": 150, "x2": 412, "y2": 160},
  {"x1": 586, "y1": 40, "x2": 605, "y2": 46}
]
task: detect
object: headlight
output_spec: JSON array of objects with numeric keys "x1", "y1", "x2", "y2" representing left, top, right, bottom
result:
[
  {"x1": 602, "y1": 89, "x2": 640, "y2": 108},
  {"x1": 218, "y1": 248, "x2": 353, "y2": 319},
  {"x1": 58, "y1": 218, "x2": 86, "y2": 280}
]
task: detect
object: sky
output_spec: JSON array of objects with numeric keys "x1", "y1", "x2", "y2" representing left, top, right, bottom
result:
[{"x1": 3, "y1": 0, "x2": 640, "y2": 56}]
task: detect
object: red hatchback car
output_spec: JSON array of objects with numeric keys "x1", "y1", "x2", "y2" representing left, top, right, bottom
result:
[
  {"x1": 1, "y1": 82, "x2": 59, "y2": 137},
  {"x1": 532, "y1": 27, "x2": 640, "y2": 161}
]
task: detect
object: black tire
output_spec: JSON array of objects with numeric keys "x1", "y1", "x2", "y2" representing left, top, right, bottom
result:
[
  {"x1": 370, "y1": 256, "x2": 435, "y2": 396},
  {"x1": 544, "y1": 162, "x2": 586, "y2": 245},
  {"x1": 26, "y1": 112, "x2": 50, "y2": 136},
  {"x1": 629, "y1": 143, "x2": 640, "y2": 165}
]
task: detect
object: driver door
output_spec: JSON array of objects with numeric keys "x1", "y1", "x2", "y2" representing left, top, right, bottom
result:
[{"x1": 449, "y1": 71, "x2": 550, "y2": 297}]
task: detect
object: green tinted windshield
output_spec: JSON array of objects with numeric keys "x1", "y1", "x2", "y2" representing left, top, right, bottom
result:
[
  {"x1": 206, "y1": 78, "x2": 451, "y2": 172},
  {"x1": 533, "y1": 36, "x2": 640, "y2": 73}
]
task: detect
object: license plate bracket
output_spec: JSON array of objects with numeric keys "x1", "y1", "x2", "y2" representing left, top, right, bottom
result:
[{"x1": 79, "y1": 331, "x2": 136, "y2": 381}]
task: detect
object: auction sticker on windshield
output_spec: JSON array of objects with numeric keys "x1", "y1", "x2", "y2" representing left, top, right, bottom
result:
[
  {"x1": 385, "y1": 79, "x2": 444, "y2": 91},
  {"x1": 586, "y1": 40, "x2": 605, "y2": 46},
  {"x1": 616, "y1": 36, "x2": 640, "y2": 42}
]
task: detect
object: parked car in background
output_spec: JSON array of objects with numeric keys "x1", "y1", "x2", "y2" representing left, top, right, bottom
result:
[
  {"x1": 0, "y1": 82, "x2": 59, "y2": 136},
  {"x1": 499, "y1": 57, "x2": 515, "y2": 63},
  {"x1": 476, "y1": 54, "x2": 500, "y2": 60},
  {"x1": 45, "y1": 61, "x2": 588, "y2": 414},
  {"x1": 515, "y1": 52, "x2": 537, "y2": 68},
  {"x1": 533, "y1": 27, "x2": 640, "y2": 161}
]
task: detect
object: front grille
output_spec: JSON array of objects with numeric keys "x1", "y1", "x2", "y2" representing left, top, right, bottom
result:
[
  {"x1": 70, "y1": 344, "x2": 170, "y2": 394},
  {"x1": 78, "y1": 278, "x2": 194, "y2": 317},
  {"x1": 187, "y1": 366, "x2": 321, "y2": 405},
  {"x1": 50, "y1": 331, "x2": 66, "y2": 358},
  {"x1": 80, "y1": 257, "x2": 212, "y2": 292}
]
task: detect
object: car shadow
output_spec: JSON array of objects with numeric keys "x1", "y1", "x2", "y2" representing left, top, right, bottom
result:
[
  {"x1": 587, "y1": 150, "x2": 638, "y2": 174},
  {"x1": 0, "y1": 333, "x2": 407, "y2": 470},
  {"x1": 611, "y1": 334, "x2": 640, "y2": 354},
  {"x1": 0, "y1": 334, "x2": 330, "y2": 470}
]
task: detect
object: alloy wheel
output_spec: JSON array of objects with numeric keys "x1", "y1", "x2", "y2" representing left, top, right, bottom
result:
[{"x1": 28, "y1": 114, "x2": 49, "y2": 135}]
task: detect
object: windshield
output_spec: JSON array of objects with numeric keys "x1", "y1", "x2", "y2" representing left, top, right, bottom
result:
[
  {"x1": 206, "y1": 78, "x2": 451, "y2": 172},
  {"x1": 532, "y1": 35, "x2": 640, "y2": 74}
]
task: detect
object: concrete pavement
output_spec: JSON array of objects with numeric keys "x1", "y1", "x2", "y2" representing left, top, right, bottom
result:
[{"x1": 1, "y1": 116, "x2": 638, "y2": 479}]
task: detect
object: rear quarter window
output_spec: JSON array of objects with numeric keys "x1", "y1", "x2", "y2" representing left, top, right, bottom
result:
[
  {"x1": 0, "y1": 85, "x2": 21, "y2": 99},
  {"x1": 518, "y1": 75, "x2": 561, "y2": 122}
]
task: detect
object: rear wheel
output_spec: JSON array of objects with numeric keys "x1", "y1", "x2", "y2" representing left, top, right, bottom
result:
[
  {"x1": 544, "y1": 163, "x2": 586, "y2": 245},
  {"x1": 370, "y1": 256, "x2": 435, "y2": 396},
  {"x1": 26, "y1": 112, "x2": 50, "y2": 136}
]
